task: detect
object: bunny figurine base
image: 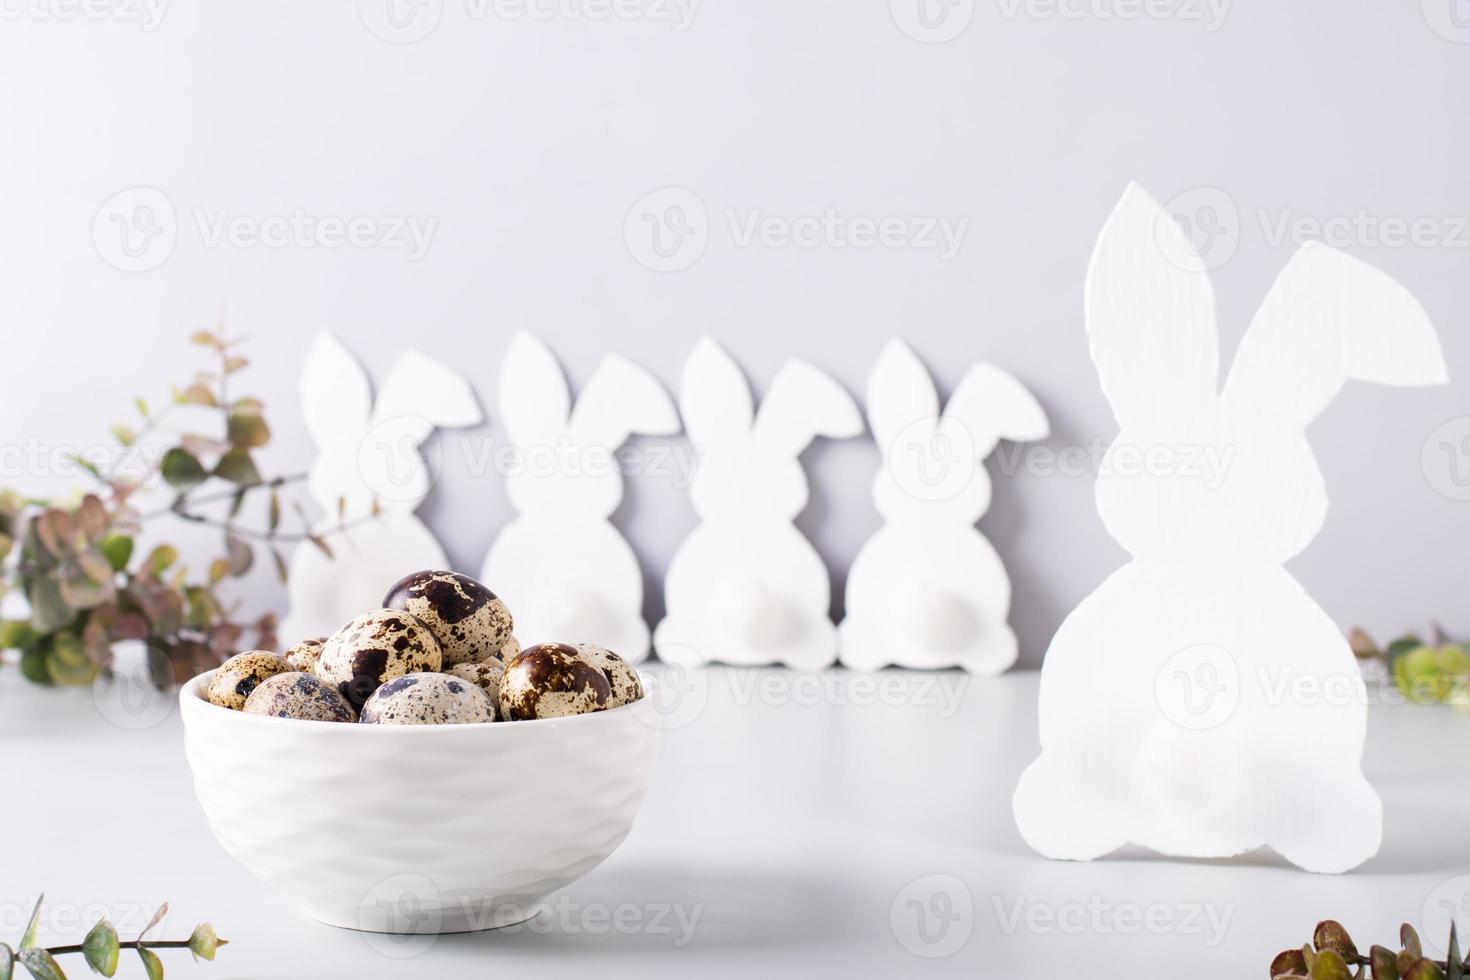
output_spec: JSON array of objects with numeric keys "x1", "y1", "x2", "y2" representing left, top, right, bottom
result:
[
  {"x1": 839, "y1": 339, "x2": 1048, "y2": 674},
  {"x1": 1012, "y1": 183, "x2": 1448, "y2": 875}
]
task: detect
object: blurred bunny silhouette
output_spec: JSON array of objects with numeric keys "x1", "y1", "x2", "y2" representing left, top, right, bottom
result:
[
  {"x1": 1012, "y1": 184, "x2": 1448, "y2": 873},
  {"x1": 654, "y1": 338, "x2": 863, "y2": 669},
  {"x1": 480, "y1": 332, "x2": 678, "y2": 661},
  {"x1": 840, "y1": 339, "x2": 1047, "y2": 674},
  {"x1": 279, "y1": 332, "x2": 482, "y2": 642}
]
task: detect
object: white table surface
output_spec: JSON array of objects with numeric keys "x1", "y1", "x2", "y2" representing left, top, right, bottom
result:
[{"x1": 3, "y1": 664, "x2": 1466, "y2": 979}]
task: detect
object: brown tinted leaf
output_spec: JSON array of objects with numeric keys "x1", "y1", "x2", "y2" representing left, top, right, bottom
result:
[
  {"x1": 214, "y1": 449, "x2": 261, "y2": 485},
  {"x1": 1316, "y1": 921, "x2": 1359, "y2": 960}
]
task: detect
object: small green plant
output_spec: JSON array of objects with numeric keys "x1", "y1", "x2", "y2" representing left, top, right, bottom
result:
[
  {"x1": 0, "y1": 327, "x2": 362, "y2": 687},
  {"x1": 1351, "y1": 626, "x2": 1470, "y2": 709},
  {"x1": 0, "y1": 895, "x2": 224, "y2": 980},
  {"x1": 1272, "y1": 919, "x2": 1463, "y2": 979}
]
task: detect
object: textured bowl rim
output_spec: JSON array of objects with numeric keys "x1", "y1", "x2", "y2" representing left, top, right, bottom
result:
[{"x1": 180, "y1": 667, "x2": 655, "y2": 733}]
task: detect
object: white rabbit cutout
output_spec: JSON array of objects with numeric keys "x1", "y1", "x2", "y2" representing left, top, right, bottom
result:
[
  {"x1": 654, "y1": 338, "x2": 864, "y2": 669},
  {"x1": 1012, "y1": 184, "x2": 1448, "y2": 874},
  {"x1": 839, "y1": 340, "x2": 1048, "y2": 674},
  {"x1": 280, "y1": 332, "x2": 483, "y2": 642},
  {"x1": 480, "y1": 332, "x2": 678, "y2": 662}
]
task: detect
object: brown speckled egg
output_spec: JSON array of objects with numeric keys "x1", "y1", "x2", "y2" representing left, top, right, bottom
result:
[
  {"x1": 207, "y1": 651, "x2": 291, "y2": 710},
  {"x1": 243, "y1": 671, "x2": 357, "y2": 722},
  {"x1": 497, "y1": 635, "x2": 521, "y2": 663},
  {"x1": 383, "y1": 570, "x2": 513, "y2": 667},
  {"x1": 359, "y1": 672, "x2": 496, "y2": 725},
  {"x1": 577, "y1": 643, "x2": 644, "y2": 708},
  {"x1": 446, "y1": 660, "x2": 505, "y2": 717},
  {"x1": 283, "y1": 636, "x2": 327, "y2": 674},
  {"x1": 316, "y1": 609, "x2": 443, "y2": 708},
  {"x1": 499, "y1": 643, "x2": 611, "y2": 721}
]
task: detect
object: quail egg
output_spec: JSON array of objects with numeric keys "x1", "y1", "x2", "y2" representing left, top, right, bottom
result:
[
  {"x1": 577, "y1": 643, "x2": 644, "y2": 708},
  {"x1": 283, "y1": 636, "x2": 327, "y2": 674},
  {"x1": 382, "y1": 570, "x2": 513, "y2": 667},
  {"x1": 499, "y1": 643, "x2": 611, "y2": 721},
  {"x1": 497, "y1": 634, "x2": 521, "y2": 663},
  {"x1": 446, "y1": 659, "x2": 505, "y2": 715},
  {"x1": 359, "y1": 672, "x2": 496, "y2": 725},
  {"x1": 243, "y1": 671, "x2": 357, "y2": 722},
  {"x1": 316, "y1": 609, "x2": 443, "y2": 707},
  {"x1": 207, "y1": 651, "x2": 292, "y2": 710}
]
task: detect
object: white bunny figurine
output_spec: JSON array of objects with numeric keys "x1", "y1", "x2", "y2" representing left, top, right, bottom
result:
[
  {"x1": 653, "y1": 337, "x2": 864, "y2": 669},
  {"x1": 839, "y1": 339, "x2": 1048, "y2": 674},
  {"x1": 1012, "y1": 184, "x2": 1448, "y2": 874},
  {"x1": 480, "y1": 331, "x2": 678, "y2": 661},
  {"x1": 280, "y1": 332, "x2": 483, "y2": 641}
]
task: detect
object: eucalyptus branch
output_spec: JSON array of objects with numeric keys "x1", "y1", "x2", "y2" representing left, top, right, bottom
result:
[{"x1": 1, "y1": 895, "x2": 226, "y2": 980}]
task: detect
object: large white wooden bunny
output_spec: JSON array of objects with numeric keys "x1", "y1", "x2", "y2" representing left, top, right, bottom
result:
[
  {"x1": 839, "y1": 339, "x2": 1048, "y2": 674},
  {"x1": 1012, "y1": 184, "x2": 1448, "y2": 873},
  {"x1": 653, "y1": 337, "x2": 864, "y2": 669},
  {"x1": 280, "y1": 332, "x2": 483, "y2": 641},
  {"x1": 480, "y1": 331, "x2": 678, "y2": 661}
]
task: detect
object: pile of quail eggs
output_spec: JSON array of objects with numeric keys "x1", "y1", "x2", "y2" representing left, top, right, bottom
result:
[{"x1": 204, "y1": 570, "x2": 643, "y2": 725}]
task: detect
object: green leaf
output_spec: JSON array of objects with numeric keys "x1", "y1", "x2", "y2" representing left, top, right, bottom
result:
[
  {"x1": 1371, "y1": 944, "x2": 1401, "y2": 980},
  {"x1": 0, "y1": 942, "x2": 13, "y2": 980},
  {"x1": 1403, "y1": 925, "x2": 1425, "y2": 961},
  {"x1": 184, "y1": 587, "x2": 222, "y2": 629},
  {"x1": 180, "y1": 383, "x2": 216, "y2": 407},
  {"x1": 47, "y1": 629, "x2": 97, "y2": 686},
  {"x1": 160, "y1": 449, "x2": 207, "y2": 491},
  {"x1": 0, "y1": 620, "x2": 39, "y2": 651},
  {"x1": 82, "y1": 920, "x2": 119, "y2": 977},
  {"x1": 225, "y1": 412, "x2": 269, "y2": 449},
  {"x1": 224, "y1": 535, "x2": 252, "y2": 577},
  {"x1": 19, "y1": 895, "x2": 42, "y2": 949},
  {"x1": 1404, "y1": 959, "x2": 1447, "y2": 980},
  {"x1": 26, "y1": 578, "x2": 74, "y2": 633},
  {"x1": 108, "y1": 424, "x2": 136, "y2": 447},
  {"x1": 134, "y1": 396, "x2": 150, "y2": 419},
  {"x1": 212, "y1": 450, "x2": 260, "y2": 486},
  {"x1": 143, "y1": 545, "x2": 179, "y2": 577},
  {"x1": 15, "y1": 948, "x2": 64, "y2": 980},
  {"x1": 19, "y1": 644, "x2": 53, "y2": 685},
  {"x1": 99, "y1": 535, "x2": 133, "y2": 573},
  {"x1": 270, "y1": 546, "x2": 288, "y2": 583},
  {"x1": 136, "y1": 947, "x2": 162, "y2": 980},
  {"x1": 267, "y1": 491, "x2": 280, "y2": 534},
  {"x1": 1311, "y1": 949, "x2": 1351, "y2": 980},
  {"x1": 189, "y1": 329, "x2": 221, "y2": 348},
  {"x1": 186, "y1": 924, "x2": 218, "y2": 962},
  {"x1": 1449, "y1": 921, "x2": 1463, "y2": 980}
]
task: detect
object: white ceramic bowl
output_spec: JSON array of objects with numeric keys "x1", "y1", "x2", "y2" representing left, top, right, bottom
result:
[{"x1": 180, "y1": 669, "x2": 659, "y2": 933}]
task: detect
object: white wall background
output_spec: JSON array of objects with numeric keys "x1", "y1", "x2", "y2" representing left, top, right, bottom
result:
[{"x1": 1, "y1": 0, "x2": 1465, "y2": 665}]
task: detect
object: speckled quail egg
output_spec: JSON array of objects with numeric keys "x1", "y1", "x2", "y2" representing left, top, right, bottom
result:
[
  {"x1": 359, "y1": 672, "x2": 497, "y2": 725},
  {"x1": 497, "y1": 635, "x2": 521, "y2": 663},
  {"x1": 382, "y1": 570, "x2": 513, "y2": 667},
  {"x1": 499, "y1": 643, "x2": 611, "y2": 721},
  {"x1": 576, "y1": 643, "x2": 644, "y2": 708},
  {"x1": 207, "y1": 651, "x2": 292, "y2": 710},
  {"x1": 445, "y1": 659, "x2": 505, "y2": 716},
  {"x1": 282, "y1": 636, "x2": 327, "y2": 674},
  {"x1": 243, "y1": 671, "x2": 357, "y2": 722},
  {"x1": 316, "y1": 609, "x2": 443, "y2": 708}
]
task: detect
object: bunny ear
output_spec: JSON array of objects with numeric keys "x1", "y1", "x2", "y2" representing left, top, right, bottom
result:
[
  {"x1": 1086, "y1": 183, "x2": 1220, "y2": 429},
  {"x1": 866, "y1": 339, "x2": 940, "y2": 457},
  {"x1": 1222, "y1": 242, "x2": 1448, "y2": 425},
  {"x1": 300, "y1": 332, "x2": 373, "y2": 448},
  {"x1": 372, "y1": 349, "x2": 483, "y2": 443},
  {"x1": 945, "y1": 362, "x2": 1050, "y2": 458},
  {"x1": 680, "y1": 337, "x2": 754, "y2": 452},
  {"x1": 752, "y1": 358, "x2": 864, "y2": 456},
  {"x1": 567, "y1": 354, "x2": 680, "y2": 448},
  {"x1": 499, "y1": 331, "x2": 571, "y2": 447}
]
